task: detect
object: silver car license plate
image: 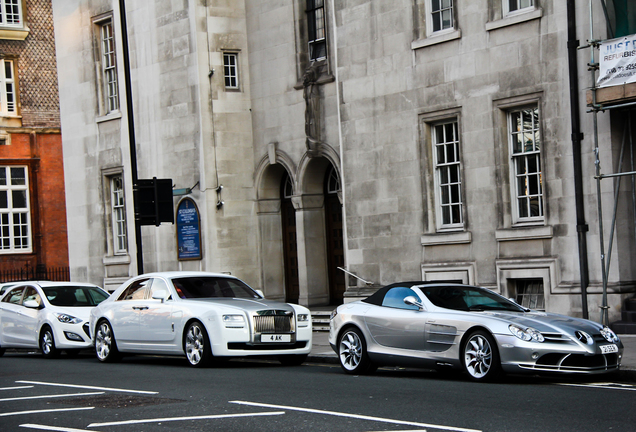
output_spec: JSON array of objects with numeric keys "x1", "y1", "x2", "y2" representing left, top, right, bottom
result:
[
  {"x1": 600, "y1": 344, "x2": 618, "y2": 354},
  {"x1": 261, "y1": 334, "x2": 291, "y2": 343}
]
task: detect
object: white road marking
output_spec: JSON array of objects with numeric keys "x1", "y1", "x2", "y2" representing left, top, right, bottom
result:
[
  {"x1": 558, "y1": 382, "x2": 636, "y2": 391},
  {"x1": 20, "y1": 424, "x2": 101, "y2": 432},
  {"x1": 1, "y1": 407, "x2": 95, "y2": 417},
  {"x1": 87, "y1": 411, "x2": 286, "y2": 427},
  {"x1": 16, "y1": 380, "x2": 158, "y2": 395},
  {"x1": 0, "y1": 386, "x2": 34, "y2": 391},
  {"x1": 230, "y1": 401, "x2": 481, "y2": 432},
  {"x1": 0, "y1": 392, "x2": 104, "y2": 402}
]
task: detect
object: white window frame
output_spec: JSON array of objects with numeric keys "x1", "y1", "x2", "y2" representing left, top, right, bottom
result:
[
  {"x1": 503, "y1": 0, "x2": 535, "y2": 17},
  {"x1": 507, "y1": 106, "x2": 544, "y2": 225},
  {"x1": 426, "y1": 0, "x2": 455, "y2": 37},
  {"x1": 432, "y1": 119, "x2": 463, "y2": 231},
  {"x1": 0, "y1": 165, "x2": 32, "y2": 253},
  {"x1": 223, "y1": 52, "x2": 239, "y2": 90},
  {"x1": 0, "y1": 0, "x2": 22, "y2": 28},
  {"x1": 306, "y1": 0, "x2": 327, "y2": 61},
  {"x1": 0, "y1": 59, "x2": 17, "y2": 116},
  {"x1": 95, "y1": 17, "x2": 119, "y2": 115},
  {"x1": 110, "y1": 175, "x2": 127, "y2": 254}
]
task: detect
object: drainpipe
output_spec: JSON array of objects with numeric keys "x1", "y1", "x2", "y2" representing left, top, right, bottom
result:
[{"x1": 567, "y1": 0, "x2": 590, "y2": 319}]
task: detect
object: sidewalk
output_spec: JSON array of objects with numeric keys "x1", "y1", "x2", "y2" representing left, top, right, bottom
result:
[{"x1": 308, "y1": 331, "x2": 636, "y2": 381}]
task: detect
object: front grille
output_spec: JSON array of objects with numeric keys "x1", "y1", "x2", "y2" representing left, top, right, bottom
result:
[
  {"x1": 531, "y1": 352, "x2": 620, "y2": 372},
  {"x1": 253, "y1": 314, "x2": 294, "y2": 334}
]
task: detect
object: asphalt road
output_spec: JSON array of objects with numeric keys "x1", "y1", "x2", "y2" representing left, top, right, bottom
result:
[{"x1": 0, "y1": 350, "x2": 635, "y2": 432}]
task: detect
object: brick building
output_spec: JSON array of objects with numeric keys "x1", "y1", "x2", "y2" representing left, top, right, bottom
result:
[{"x1": 0, "y1": 0, "x2": 69, "y2": 279}]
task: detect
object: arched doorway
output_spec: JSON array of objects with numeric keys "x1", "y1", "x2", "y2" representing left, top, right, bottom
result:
[
  {"x1": 280, "y1": 172, "x2": 299, "y2": 303},
  {"x1": 324, "y1": 166, "x2": 345, "y2": 304}
]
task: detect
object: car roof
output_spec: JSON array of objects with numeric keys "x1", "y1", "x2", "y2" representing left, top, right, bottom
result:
[
  {"x1": 2, "y1": 281, "x2": 102, "y2": 289},
  {"x1": 137, "y1": 271, "x2": 238, "y2": 280}
]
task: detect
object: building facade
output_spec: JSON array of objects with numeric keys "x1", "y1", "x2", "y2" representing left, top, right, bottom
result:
[
  {"x1": 0, "y1": 0, "x2": 69, "y2": 279},
  {"x1": 53, "y1": 0, "x2": 634, "y2": 322}
]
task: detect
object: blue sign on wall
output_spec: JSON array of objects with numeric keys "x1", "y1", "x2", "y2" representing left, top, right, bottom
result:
[{"x1": 176, "y1": 198, "x2": 201, "y2": 260}]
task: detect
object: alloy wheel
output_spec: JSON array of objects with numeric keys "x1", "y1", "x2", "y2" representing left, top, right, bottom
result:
[
  {"x1": 339, "y1": 330, "x2": 363, "y2": 371},
  {"x1": 464, "y1": 333, "x2": 492, "y2": 379},
  {"x1": 95, "y1": 322, "x2": 112, "y2": 361},
  {"x1": 185, "y1": 323, "x2": 205, "y2": 365}
]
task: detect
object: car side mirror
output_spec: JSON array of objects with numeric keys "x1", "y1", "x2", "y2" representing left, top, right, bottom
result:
[
  {"x1": 23, "y1": 299, "x2": 41, "y2": 309},
  {"x1": 255, "y1": 289, "x2": 265, "y2": 299},
  {"x1": 404, "y1": 296, "x2": 424, "y2": 311},
  {"x1": 151, "y1": 290, "x2": 168, "y2": 303}
]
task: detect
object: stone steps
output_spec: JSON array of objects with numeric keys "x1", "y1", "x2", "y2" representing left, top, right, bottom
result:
[{"x1": 311, "y1": 310, "x2": 332, "y2": 332}]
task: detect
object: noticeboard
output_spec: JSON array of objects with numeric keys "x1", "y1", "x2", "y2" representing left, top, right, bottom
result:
[
  {"x1": 598, "y1": 34, "x2": 636, "y2": 88},
  {"x1": 176, "y1": 198, "x2": 202, "y2": 260}
]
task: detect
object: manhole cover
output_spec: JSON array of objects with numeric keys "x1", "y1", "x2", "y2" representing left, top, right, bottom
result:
[{"x1": 52, "y1": 394, "x2": 184, "y2": 409}]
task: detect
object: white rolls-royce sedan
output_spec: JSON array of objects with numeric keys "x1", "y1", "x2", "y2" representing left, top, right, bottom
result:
[{"x1": 90, "y1": 271, "x2": 312, "y2": 367}]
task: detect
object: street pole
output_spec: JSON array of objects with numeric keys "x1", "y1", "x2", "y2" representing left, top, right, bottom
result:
[{"x1": 118, "y1": 0, "x2": 143, "y2": 274}]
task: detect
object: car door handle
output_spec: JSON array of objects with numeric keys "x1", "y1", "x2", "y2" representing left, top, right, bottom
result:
[{"x1": 132, "y1": 306, "x2": 149, "y2": 310}]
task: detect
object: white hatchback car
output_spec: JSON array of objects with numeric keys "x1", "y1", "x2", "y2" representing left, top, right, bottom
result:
[
  {"x1": 0, "y1": 281, "x2": 110, "y2": 357},
  {"x1": 89, "y1": 271, "x2": 313, "y2": 367}
]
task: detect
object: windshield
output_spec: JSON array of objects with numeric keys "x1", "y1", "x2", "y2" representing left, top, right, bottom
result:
[
  {"x1": 171, "y1": 277, "x2": 261, "y2": 300},
  {"x1": 43, "y1": 286, "x2": 109, "y2": 307},
  {"x1": 418, "y1": 285, "x2": 524, "y2": 312}
]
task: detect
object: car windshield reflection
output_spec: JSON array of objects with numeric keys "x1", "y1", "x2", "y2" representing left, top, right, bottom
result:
[
  {"x1": 419, "y1": 286, "x2": 524, "y2": 312},
  {"x1": 43, "y1": 286, "x2": 109, "y2": 307},
  {"x1": 172, "y1": 277, "x2": 261, "y2": 300}
]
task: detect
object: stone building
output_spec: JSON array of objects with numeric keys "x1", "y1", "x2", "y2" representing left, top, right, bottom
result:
[
  {"x1": 52, "y1": 0, "x2": 634, "y2": 322},
  {"x1": 0, "y1": 0, "x2": 69, "y2": 279}
]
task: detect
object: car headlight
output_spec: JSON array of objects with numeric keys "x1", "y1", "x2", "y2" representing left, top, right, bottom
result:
[
  {"x1": 600, "y1": 326, "x2": 619, "y2": 343},
  {"x1": 297, "y1": 313, "x2": 309, "y2": 327},
  {"x1": 330, "y1": 309, "x2": 338, "y2": 320},
  {"x1": 222, "y1": 314, "x2": 245, "y2": 328},
  {"x1": 55, "y1": 313, "x2": 82, "y2": 324},
  {"x1": 509, "y1": 324, "x2": 544, "y2": 342}
]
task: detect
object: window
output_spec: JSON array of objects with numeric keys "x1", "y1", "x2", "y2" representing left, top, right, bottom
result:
[
  {"x1": 504, "y1": 0, "x2": 534, "y2": 16},
  {"x1": 433, "y1": 120, "x2": 463, "y2": 229},
  {"x1": 117, "y1": 279, "x2": 150, "y2": 301},
  {"x1": 0, "y1": 166, "x2": 31, "y2": 253},
  {"x1": 223, "y1": 52, "x2": 239, "y2": 90},
  {"x1": 430, "y1": 0, "x2": 454, "y2": 33},
  {"x1": 97, "y1": 18, "x2": 119, "y2": 114},
  {"x1": 307, "y1": 0, "x2": 326, "y2": 61},
  {"x1": 0, "y1": 59, "x2": 16, "y2": 116},
  {"x1": 2, "y1": 286, "x2": 23, "y2": 304},
  {"x1": 0, "y1": 0, "x2": 22, "y2": 27},
  {"x1": 382, "y1": 287, "x2": 420, "y2": 310},
  {"x1": 110, "y1": 175, "x2": 127, "y2": 254},
  {"x1": 508, "y1": 106, "x2": 543, "y2": 223},
  {"x1": 514, "y1": 279, "x2": 544, "y2": 310}
]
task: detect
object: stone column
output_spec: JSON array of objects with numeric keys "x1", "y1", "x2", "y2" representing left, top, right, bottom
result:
[{"x1": 293, "y1": 193, "x2": 330, "y2": 306}]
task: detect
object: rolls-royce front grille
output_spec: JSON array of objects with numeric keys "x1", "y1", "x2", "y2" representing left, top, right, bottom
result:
[{"x1": 253, "y1": 311, "x2": 294, "y2": 333}]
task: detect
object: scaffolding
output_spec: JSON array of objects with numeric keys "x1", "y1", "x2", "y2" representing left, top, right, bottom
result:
[{"x1": 583, "y1": 0, "x2": 636, "y2": 325}]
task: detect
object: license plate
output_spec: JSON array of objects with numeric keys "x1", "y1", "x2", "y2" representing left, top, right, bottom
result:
[
  {"x1": 261, "y1": 334, "x2": 291, "y2": 343},
  {"x1": 600, "y1": 344, "x2": 618, "y2": 354}
]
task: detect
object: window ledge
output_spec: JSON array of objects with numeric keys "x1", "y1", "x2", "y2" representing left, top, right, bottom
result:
[
  {"x1": 486, "y1": 8, "x2": 543, "y2": 32},
  {"x1": 103, "y1": 254, "x2": 131, "y2": 265},
  {"x1": 0, "y1": 27, "x2": 29, "y2": 40},
  {"x1": 412, "y1": 29, "x2": 461, "y2": 50},
  {"x1": 422, "y1": 230, "x2": 471, "y2": 246},
  {"x1": 96, "y1": 110, "x2": 122, "y2": 123},
  {"x1": 495, "y1": 225, "x2": 552, "y2": 242}
]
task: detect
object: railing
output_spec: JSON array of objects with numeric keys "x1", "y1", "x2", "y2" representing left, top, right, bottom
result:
[{"x1": 0, "y1": 264, "x2": 70, "y2": 283}]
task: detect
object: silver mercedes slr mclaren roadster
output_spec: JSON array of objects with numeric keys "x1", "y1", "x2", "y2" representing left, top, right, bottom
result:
[{"x1": 329, "y1": 282, "x2": 623, "y2": 381}]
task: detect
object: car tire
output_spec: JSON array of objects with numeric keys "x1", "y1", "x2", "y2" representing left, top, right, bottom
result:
[
  {"x1": 278, "y1": 354, "x2": 308, "y2": 366},
  {"x1": 40, "y1": 327, "x2": 59, "y2": 359},
  {"x1": 337, "y1": 327, "x2": 376, "y2": 375},
  {"x1": 462, "y1": 330, "x2": 501, "y2": 382},
  {"x1": 95, "y1": 320, "x2": 121, "y2": 363},
  {"x1": 184, "y1": 321, "x2": 213, "y2": 368}
]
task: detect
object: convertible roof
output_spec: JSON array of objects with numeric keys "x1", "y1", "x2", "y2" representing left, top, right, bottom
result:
[{"x1": 362, "y1": 281, "x2": 430, "y2": 306}]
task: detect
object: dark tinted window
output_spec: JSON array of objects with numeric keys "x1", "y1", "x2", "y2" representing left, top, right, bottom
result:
[
  {"x1": 171, "y1": 277, "x2": 259, "y2": 299},
  {"x1": 420, "y1": 285, "x2": 523, "y2": 312},
  {"x1": 44, "y1": 286, "x2": 109, "y2": 307}
]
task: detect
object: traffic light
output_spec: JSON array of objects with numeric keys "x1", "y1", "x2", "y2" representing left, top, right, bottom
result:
[{"x1": 134, "y1": 177, "x2": 174, "y2": 226}]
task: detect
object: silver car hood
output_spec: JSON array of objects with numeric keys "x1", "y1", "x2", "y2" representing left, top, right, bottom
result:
[
  {"x1": 181, "y1": 297, "x2": 295, "y2": 313},
  {"x1": 479, "y1": 310, "x2": 603, "y2": 334}
]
